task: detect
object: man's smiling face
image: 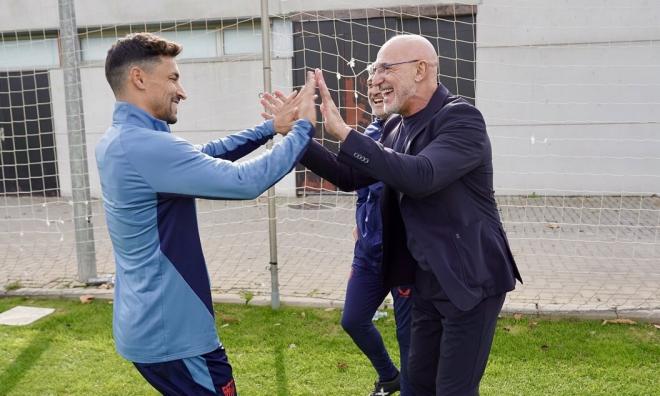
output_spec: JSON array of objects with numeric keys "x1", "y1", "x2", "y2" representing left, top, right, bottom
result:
[
  {"x1": 143, "y1": 56, "x2": 187, "y2": 124},
  {"x1": 367, "y1": 75, "x2": 388, "y2": 119}
]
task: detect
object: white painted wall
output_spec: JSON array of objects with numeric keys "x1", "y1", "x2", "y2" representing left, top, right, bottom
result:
[
  {"x1": 49, "y1": 69, "x2": 71, "y2": 197},
  {"x1": 0, "y1": 0, "x2": 477, "y2": 31},
  {"x1": 3, "y1": 0, "x2": 659, "y2": 197},
  {"x1": 2, "y1": 0, "x2": 477, "y2": 198},
  {"x1": 477, "y1": 0, "x2": 660, "y2": 194},
  {"x1": 2, "y1": 1, "x2": 299, "y2": 198}
]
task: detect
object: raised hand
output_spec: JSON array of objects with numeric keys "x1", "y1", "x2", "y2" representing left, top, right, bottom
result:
[
  {"x1": 261, "y1": 71, "x2": 317, "y2": 135},
  {"x1": 315, "y1": 68, "x2": 352, "y2": 141},
  {"x1": 261, "y1": 90, "x2": 298, "y2": 135},
  {"x1": 296, "y1": 71, "x2": 318, "y2": 125}
]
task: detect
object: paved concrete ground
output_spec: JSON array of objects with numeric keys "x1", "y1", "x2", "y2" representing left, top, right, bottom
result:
[
  {"x1": 1, "y1": 194, "x2": 658, "y2": 320},
  {"x1": 0, "y1": 305, "x2": 55, "y2": 326}
]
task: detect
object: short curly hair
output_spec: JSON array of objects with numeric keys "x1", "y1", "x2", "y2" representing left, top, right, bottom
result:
[{"x1": 105, "y1": 32, "x2": 182, "y2": 94}]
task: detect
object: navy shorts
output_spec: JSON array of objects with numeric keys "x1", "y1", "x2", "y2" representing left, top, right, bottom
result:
[{"x1": 133, "y1": 347, "x2": 237, "y2": 396}]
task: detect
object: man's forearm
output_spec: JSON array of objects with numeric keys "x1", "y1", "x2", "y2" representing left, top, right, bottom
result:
[
  {"x1": 300, "y1": 139, "x2": 373, "y2": 192},
  {"x1": 197, "y1": 120, "x2": 275, "y2": 161}
]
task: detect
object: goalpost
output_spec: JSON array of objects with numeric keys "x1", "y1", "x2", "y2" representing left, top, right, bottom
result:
[{"x1": 0, "y1": 1, "x2": 658, "y2": 315}]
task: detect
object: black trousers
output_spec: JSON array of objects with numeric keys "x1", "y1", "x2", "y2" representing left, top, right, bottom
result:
[{"x1": 408, "y1": 275, "x2": 505, "y2": 396}]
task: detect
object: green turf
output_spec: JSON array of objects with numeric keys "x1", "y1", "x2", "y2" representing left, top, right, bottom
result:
[{"x1": 0, "y1": 297, "x2": 658, "y2": 395}]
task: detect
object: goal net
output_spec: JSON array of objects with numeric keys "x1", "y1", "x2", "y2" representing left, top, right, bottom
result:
[{"x1": 0, "y1": 1, "x2": 658, "y2": 315}]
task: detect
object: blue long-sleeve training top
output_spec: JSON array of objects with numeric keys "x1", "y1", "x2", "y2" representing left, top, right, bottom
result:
[{"x1": 96, "y1": 102, "x2": 313, "y2": 363}]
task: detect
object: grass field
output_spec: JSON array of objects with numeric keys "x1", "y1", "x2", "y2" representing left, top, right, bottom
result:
[{"x1": 0, "y1": 297, "x2": 658, "y2": 395}]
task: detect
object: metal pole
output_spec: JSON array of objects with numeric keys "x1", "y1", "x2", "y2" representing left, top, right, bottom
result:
[
  {"x1": 58, "y1": 0, "x2": 97, "y2": 283},
  {"x1": 261, "y1": 0, "x2": 280, "y2": 309}
]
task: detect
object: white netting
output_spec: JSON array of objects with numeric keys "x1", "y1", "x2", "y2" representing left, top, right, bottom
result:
[{"x1": 0, "y1": 1, "x2": 658, "y2": 315}]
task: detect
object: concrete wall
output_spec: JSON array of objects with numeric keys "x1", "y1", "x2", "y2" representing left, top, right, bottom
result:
[
  {"x1": 1, "y1": 0, "x2": 476, "y2": 30},
  {"x1": 4, "y1": 0, "x2": 472, "y2": 198},
  {"x1": 477, "y1": 0, "x2": 660, "y2": 194},
  {"x1": 3, "y1": 0, "x2": 659, "y2": 197}
]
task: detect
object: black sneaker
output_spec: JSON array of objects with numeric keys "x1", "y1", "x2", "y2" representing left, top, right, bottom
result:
[{"x1": 369, "y1": 372, "x2": 400, "y2": 396}]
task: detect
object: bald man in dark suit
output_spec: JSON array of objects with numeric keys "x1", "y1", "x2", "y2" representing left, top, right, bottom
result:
[{"x1": 299, "y1": 35, "x2": 522, "y2": 395}]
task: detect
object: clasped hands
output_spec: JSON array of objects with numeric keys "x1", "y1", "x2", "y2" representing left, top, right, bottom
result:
[{"x1": 261, "y1": 69, "x2": 353, "y2": 141}]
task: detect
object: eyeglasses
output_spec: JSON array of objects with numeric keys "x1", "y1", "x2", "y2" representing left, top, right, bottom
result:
[{"x1": 368, "y1": 59, "x2": 420, "y2": 75}]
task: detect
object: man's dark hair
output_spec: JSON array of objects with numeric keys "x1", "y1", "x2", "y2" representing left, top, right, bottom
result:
[{"x1": 105, "y1": 32, "x2": 182, "y2": 94}]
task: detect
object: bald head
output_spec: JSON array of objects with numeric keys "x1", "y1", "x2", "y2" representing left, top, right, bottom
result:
[
  {"x1": 381, "y1": 35, "x2": 437, "y2": 66},
  {"x1": 370, "y1": 35, "x2": 439, "y2": 116}
]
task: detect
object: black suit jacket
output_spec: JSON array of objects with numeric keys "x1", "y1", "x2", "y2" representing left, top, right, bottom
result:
[{"x1": 301, "y1": 85, "x2": 522, "y2": 311}]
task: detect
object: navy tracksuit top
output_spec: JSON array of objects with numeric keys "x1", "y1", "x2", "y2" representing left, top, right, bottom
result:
[{"x1": 353, "y1": 119, "x2": 384, "y2": 268}]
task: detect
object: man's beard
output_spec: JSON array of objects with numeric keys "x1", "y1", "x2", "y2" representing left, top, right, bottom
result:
[{"x1": 385, "y1": 85, "x2": 414, "y2": 116}]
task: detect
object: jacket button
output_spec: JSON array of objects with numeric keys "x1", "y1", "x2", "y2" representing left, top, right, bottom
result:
[{"x1": 455, "y1": 233, "x2": 461, "y2": 239}]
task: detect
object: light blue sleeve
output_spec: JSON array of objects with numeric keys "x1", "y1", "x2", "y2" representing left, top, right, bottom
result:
[
  {"x1": 123, "y1": 119, "x2": 313, "y2": 200},
  {"x1": 194, "y1": 120, "x2": 275, "y2": 161}
]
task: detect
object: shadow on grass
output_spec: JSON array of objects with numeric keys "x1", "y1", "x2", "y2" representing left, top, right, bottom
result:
[
  {"x1": 0, "y1": 335, "x2": 52, "y2": 395},
  {"x1": 274, "y1": 343, "x2": 289, "y2": 396}
]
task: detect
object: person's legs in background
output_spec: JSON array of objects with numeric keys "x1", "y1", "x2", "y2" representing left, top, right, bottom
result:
[
  {"x1": 342, "y1": 262, "x2": 400, "y2": 389},
  {"x1": 392, "y1": 284, "x2": 414, "y2": 395}
]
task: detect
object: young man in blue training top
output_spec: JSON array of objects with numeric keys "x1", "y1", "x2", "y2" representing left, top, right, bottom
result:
[
  {"x1": 262, "y1": 74, "x2": 414, "y2": 396},
  {"x1": 96, "y1": 32, "x2": 317, "y2": 396}
]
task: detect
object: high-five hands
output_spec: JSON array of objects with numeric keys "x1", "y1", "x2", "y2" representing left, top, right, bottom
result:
[
  {"x1": 314, "y1": 68, "x2": 352, "y2": 142},
  {"x1": 261, "y1": 70, "x2": 317, "y2": 135},
  {"x1": 261, "y1": 69, "x2": 351, "y2": 140}
]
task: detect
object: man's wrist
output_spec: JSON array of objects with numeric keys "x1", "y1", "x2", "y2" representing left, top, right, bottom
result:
[
  {"x1": 337, "y1": 125, "x2": 352, "y2": 142},
  {"x1": 264, "y1": 119, "x2": 276, "y2": 135}
]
